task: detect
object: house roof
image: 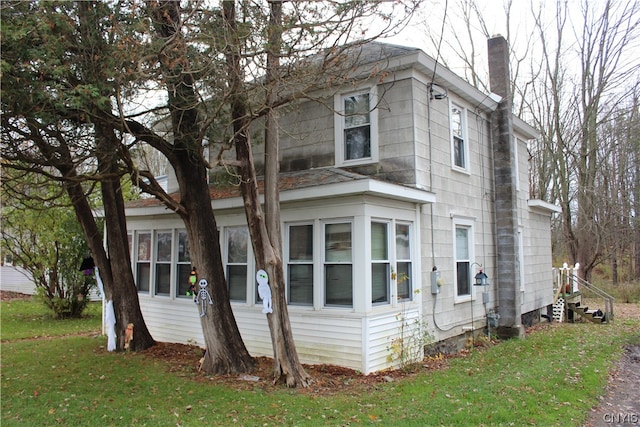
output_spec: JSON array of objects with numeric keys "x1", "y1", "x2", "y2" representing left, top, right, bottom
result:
[
  {"x1": 346, "y1": 41, "x2": 501, "y2": 113},
  {"x1": 125, "y1": 167, "x2": 435, "y2": 216}
]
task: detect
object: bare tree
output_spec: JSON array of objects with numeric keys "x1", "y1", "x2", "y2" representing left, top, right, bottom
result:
[{"x1": 527, "y1": 0, "x2": 640, "y2": 280}]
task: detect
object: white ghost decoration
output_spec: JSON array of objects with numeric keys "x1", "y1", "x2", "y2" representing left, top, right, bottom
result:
[{"x1": 256, "y1": 269, "x2": 273, "y2": 314}]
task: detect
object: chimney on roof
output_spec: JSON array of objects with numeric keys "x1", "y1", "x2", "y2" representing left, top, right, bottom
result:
[{"x1": 488, "y1": 35, "x2": 511, "y2": 102}]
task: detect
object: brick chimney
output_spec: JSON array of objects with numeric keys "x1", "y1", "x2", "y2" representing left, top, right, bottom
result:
[{"x1": 487, "y1": 35, "x2": 524, "y2": 338}]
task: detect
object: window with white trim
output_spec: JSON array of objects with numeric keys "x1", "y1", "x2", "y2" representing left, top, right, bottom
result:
[
  {"x1": 287, "y1": 223, "x2": 314, "y2": 305},
  {"x1": 324, "y1": 222, "x2": 353, "y2": 307},
  {"x1": 371, "y1": 221, "x2": 390, "y2": 304},
  {"x1": 451, "y1": 104, "x2": 468, "y2": 170},
  {"x1": 226, "y1": 227, "x2": 249, "y2": 302},
  {"x1": 135, "y1": 232, "x2": 151, "y2": 293},
  {"x1": 176, "y1": 230, "x2": 192, "y2": 298},
  {"x1": 395, "y1": 223, "x2": 412, "y2": 300},
  {"x1": 155, "y1": 231, "x2": 172, "y2": 296},
  {"x1": 454, "y1": 224, "x2": 473, "y2": 298},
  {"x1": 335, "y1": 88, "x2": 378, "y2": 165}
]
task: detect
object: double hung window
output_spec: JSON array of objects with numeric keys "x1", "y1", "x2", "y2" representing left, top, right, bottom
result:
[
  {"x1": 155, "y1": 231, "x2": 172, "y2": 295},
  {"x1": 344, "y1": 93, "x2": 371, "y2": 160},
  {"x1": 135, "y1": 232, "x2": 151, "y2": 292},
  {"x1": 455, "y1": 225, "x2": 472, "y2": 298},
  {"x1": 451, "y1": 104, "x2": 467, "y2": 169},
  {"x1": 371, "y1": 222, "x2": 390, "y2": 304},
  {"x1": 395, "y1": 223, "x2": 412, "y2": 300},
  {"x1": 324, "y1": 222, "x2": 353, "y2": 307},
  {"x1": 287, "y1": 224, "x2": 314, "y2": 305},
  {"x1": 335, "y1": 88, "x2": 378, "y2": 165},
  {"x1": 226, "y1": 227, "x2": 249, "y2": 302},
  {"x1": 176, "y1": 231, "x2": 192, "y2": 298}
]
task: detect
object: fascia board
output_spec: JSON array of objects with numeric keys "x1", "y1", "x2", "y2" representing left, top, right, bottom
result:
[
  {"x1": 280, "y1": 179, "x2": 436, "y2": 205},
  {"x1": 528, "y1": 199, "x2": 562, "y2": 215},
  {"x1": 124, "y1": 179, "x2": 436, "y2": 216}
]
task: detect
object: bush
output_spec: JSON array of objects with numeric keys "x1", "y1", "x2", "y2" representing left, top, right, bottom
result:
[{"x1": 34, "y1": 268, "x2": 96, "y2": 319}]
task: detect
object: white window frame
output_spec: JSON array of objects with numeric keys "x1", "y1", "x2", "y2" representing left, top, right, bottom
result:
[
  {"x1": 224, "y1": 226, "x2": 251, "y2": 303},
  {"x1": 323, "y1": 220, "x2": 354, "y2": 308},
  {"x1": 135, "y1": 231, "x2": 152, "y2": 294},
  {"x1": 452, "y1": 217, "x2": 475, "y2": 302},
  {"x1": 395, "y1": 221, "x2": 413, "y2": 302},
  {"x1": 154, "y1": 230, "x2": 173, "y2": 296},
  {"x1": 371, "y1": 221, "x2": 391, "y2": 305},
  {"x1": 450, "y1": 102, "x2": 469, "y2": 172},
  {"x1": 286, "y1": 222, "x2": 314, "y2": 306},
  {"x1": 176, "y1": 230, "x2": 192, "y2": 299},
  {"x1": 334, "y1": 86, "x2": 379, "y2": 166}
]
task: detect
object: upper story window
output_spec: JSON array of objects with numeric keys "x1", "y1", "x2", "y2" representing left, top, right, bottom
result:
[
  {"x1": 334, "y1": 87, "x2": 378, "y2": 166},
  {"x1": 451, "y1": 104, "x2": 468, "y2": 170}
]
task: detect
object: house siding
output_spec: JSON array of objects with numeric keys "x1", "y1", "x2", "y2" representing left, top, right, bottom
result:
[
  {"x1": 0, "y1": 266, "x2": 35, "y2": 294},
  {"x1": 121, "y1": 41, "x2": 557, "y2": 373}
]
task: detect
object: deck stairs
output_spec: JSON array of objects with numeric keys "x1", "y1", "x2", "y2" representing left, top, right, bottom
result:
[{"x1": 552, "y1": 264, "x2": 614, "y2": 324}]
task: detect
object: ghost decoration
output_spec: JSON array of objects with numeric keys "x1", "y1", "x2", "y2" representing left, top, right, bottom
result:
[
  {"x1": 256, "y1": 269, "x2": 273, "y2": 314},
  {"x1": 95, "y1": 267, "x2": 116, "y2": 351},
  {"x1": 194, "y1": 278, "x2": 213, "y2": 317}
]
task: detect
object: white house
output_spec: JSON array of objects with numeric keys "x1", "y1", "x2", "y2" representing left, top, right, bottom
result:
[{"x1": 122, "y1": 37, "x2": 559, "y2": 374}]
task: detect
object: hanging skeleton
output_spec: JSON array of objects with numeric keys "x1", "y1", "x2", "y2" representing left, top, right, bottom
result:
[{"x1": 194, "y1": 278, "x2": 213, "y2": 317}]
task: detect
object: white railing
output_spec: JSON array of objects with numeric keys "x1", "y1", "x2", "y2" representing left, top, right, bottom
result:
[{"x1": 552, "y1": 263, "x2": 614, "y2": 323}]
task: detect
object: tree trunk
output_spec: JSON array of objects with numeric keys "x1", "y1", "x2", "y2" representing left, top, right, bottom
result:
[
  {"x1": 224, "y1": 0, "x2": 311, "y2": 387},
  {"x1": 151, "y1": 0, "x2": 254, "y2": 375},
  {"x1": 173, "y1": 154, "x2": 255, "y2": 375},
  {"x1": 95, "y1": 123, "x2": 156, "y2": 351}
]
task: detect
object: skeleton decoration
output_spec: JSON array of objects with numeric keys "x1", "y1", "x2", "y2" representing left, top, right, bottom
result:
[
  {"x1": 256, "y1": 269, "x2": 273, "y2": 314},
  {"x1": 194, "y1": 278, "x2": 213, "y2": 317}
]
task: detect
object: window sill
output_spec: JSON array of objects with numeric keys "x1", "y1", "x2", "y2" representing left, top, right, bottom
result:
[{"x1": 451, "y1": 165, "x2": 471, "y2": 176}]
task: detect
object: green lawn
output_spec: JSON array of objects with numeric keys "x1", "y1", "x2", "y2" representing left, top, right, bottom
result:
[
  {"x1": 1, "y1": 299, "x2": 102, "y2": 341},
  {"x1": 2, "y1": 299, "x2": 638, "y2": 426}
]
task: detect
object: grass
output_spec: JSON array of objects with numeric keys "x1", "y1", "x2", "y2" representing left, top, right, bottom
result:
[
  {"x1": 1, "y1": 299, "x2": 639, "y2": 426},
  {"x1": 1, "y1": 299, "x2": 102, "y2": 341}
]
